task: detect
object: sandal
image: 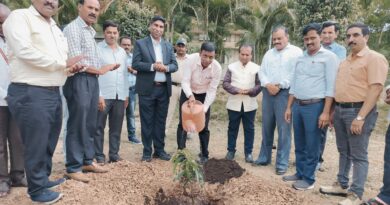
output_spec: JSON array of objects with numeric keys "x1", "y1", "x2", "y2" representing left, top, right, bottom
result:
[
  {"x1": 364, "y1": 198, "x2": 388, "y2": 205},
  {"x1": 0, "y1": 183, "x2": 10, "y2": 198}
]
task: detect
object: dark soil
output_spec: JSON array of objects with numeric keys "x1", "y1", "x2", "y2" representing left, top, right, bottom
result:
[{"x1": 203, "y1": 158, "x2": 245, "y2": 184}]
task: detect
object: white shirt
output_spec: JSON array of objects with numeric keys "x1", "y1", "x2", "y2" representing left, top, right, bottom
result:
[
  {"x1": 0, "y1": 38, "x2": 9, "y2": 106},
  {"x1": 3, "y1": 6, "x2": 69, "y2": 86},
  {"x1": 151, "y1": 36, "x2": 166, "y2": 82},
  {"x1": 260, "y1": 44, "x2": 302, "y2": 89},
  {"x1": 171, "y1": 53, "x2": 188, "y2": 83},
  {"x1": 97, "y1": 41, "x2": 129, "y2": 100}
]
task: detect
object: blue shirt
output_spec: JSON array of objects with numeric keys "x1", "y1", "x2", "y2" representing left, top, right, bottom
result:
[
  {"x1": 126, "y1": 53, "x2": 136, "y2": 87},
  {"x1": 323, "y1": 42, "x2": 346, "y2": 60},
  {"x1": 97, "y1": 41, "x2": 129, "y2": 100},
  {"x1": 290, "y1": 46, "x2": 339, "y2": 100}
]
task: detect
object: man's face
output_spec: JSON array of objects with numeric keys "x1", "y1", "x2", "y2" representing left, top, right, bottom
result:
[
  {"x1": 272, "y1": 29, "x2": 289, "y2": 51},
  {"x1": 346, "y1": 27, "x2": 368, "y2": 54},
  {"x1": 149, "y1": 20, "x2": 164, "y2": 40},
  {"x1": 304, "y1": 30, "x2": 321, "y2": 55},
  {"x1": 238, "y1": 46, "x2": 252, "y2": 65},
  {"x1": 120, "y1": 38, "x2": 132, "y2": 54},
  {"x1": 78, "y1": 0, "x2": 100, "y2": 26},
  {"x1": 103, "y1": 26, "x2": 119, "y2": 46},
  {"x1": 200, "y1": 50, "x2": 215, "y2": 68},
  {"x1": 32, "y1": 0, "x2": 59, "y2": 20},
  {"x1": 175, "y1": 44, "x2": 187, "y2": 56},
  {"x1": 321, "y1": 25, "x2": 338, "y2": 46}
]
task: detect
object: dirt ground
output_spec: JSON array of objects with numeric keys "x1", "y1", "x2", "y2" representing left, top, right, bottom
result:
[{"x1": 1, "y1": 89, "x2": 388, "y2": 205}]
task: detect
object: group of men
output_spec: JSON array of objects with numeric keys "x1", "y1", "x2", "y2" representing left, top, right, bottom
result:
[{"x1": 0, "y1": 0, "x2": 390, "y2": 205}]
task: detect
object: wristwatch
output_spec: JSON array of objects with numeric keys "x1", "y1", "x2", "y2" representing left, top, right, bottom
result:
[{"x1": 355, "y1": 115, "x2": 365, "y2": 121}]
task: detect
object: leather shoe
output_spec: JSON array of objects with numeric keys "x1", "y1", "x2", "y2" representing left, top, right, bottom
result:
[
  {"x1": 153, "y1": 152, "x2": 171, "y2": 161},
  {"x1": 11, "y1": 176, "x2": 28, "y2": 187},
  {"x1": 64, "y1": 172, "x2": 90, "y2": 183},
  {"x1": 245, "y1": 154, "x2": 254, "y2": 163},
  {"x1": 197, "y1": 157, "x2": 208, "y2": 165},
  {"x1": 141, "y1": 156, "x2": 152, "y2": 162},
  {"x1": 252, "y1": 159, "x2": 269, "y2": 166},
  {"x1": 82, "y1": 163, "x2": 108, "y2": 173},
  {"x1": 276, "y1": 169, "x2": 286, "y2": 175},
  {"x1": 46, "y1": 178, "x2": 66, "y2": 189},
  {"x1": 108, "y1": 157, "x2": 124, "y2": 163},
  {"x1": 225, "y1": 151, "x2": 235, "y2": 160}
]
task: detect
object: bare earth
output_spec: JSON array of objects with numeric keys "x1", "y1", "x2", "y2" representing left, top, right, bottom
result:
[{"x1": 1, "y1": 89, "x2": 388, "y2": 205}]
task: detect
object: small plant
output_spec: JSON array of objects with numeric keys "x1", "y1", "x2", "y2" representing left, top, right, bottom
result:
[{"x1": 172, "y1": 149, "x2": 204, "y2": 187}]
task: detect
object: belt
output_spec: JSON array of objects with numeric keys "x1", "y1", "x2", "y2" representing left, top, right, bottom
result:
[
  {"x1": 153, "y1": 81, "x2": 167, "y2": 86},
  {"x1": 75, "y1": 72, "x2": 98, "y2": 78},
  {"x1": 172, "y1": 82, "x2": 181, "y2": 86},
  {"x1": 296, "y1": 98, "x2": 324, "y2": 106},
  {"x1": 335, "y1": 102, "x2": 364, "y2": 108},
  {"x1": 12, "y1": 83, "x2": 59, "y2": 91}
]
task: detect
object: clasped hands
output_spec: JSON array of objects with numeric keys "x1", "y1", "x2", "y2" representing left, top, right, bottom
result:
[{"x1": 153, "y1": 61, "x2": 168, "y2": 72}]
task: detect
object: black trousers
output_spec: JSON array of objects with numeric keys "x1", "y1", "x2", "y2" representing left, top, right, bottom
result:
[
  {"x1": 7, "y1": 83, "x2": 62, "y2": 196},
  {"x1": 63, "y1": 73, "x2": 99, "y2": 173},
  {"x1": 0, "y1": 106, "x2": 24, "y2": 185},
  {"x1": 94, "y1": 99, "x2": 125, "y2": 161},
  {"x1": 177, "y1": 91, "x2": 210, "y2": 158},
  {"x1": 138, "y1": 85, "x2": 169, "y2": 157}
]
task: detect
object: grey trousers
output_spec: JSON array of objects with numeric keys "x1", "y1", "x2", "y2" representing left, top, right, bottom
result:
[
  {"x1": 0, "y1": 106, "x2": 24, "y2": 185},
  {"x1": 94, "y1": 99, "x2": 125, "y2": 161}
]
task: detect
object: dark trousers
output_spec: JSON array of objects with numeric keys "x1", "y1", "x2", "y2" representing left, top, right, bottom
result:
[
  {"x1": 0, "y1": 106, "x2": 24, "y2": 185},
  {"x1": 138, "y1": 85, "x2": 169, "y2": 157},
  {"x1": 378, "y1": 124, "x2": 390, "y2": 204},
  {"x1": 7, "y1": 83, "x2": 62, "y2": 196},
  {"x1": 227, "y1": 105, "x2": 256, "y2": 155},
  {"x1": 177, "y1": 91, "x2": 210, "y2": 158},
  {"x1": 94, "y1": 99, "x2": 125, "y2": 161},
  {"x1": 319, "y1": 126, "x2": 328, "y2": 163},
  {"x1": 63, "y1": 74, "x2": 99, "y2": 173}
]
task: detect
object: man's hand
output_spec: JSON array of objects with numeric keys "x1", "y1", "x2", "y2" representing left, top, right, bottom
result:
[
  {"x1": 239, "y1": 89, "x2": 249, "y2": 95},
  {"x1": 266, "y1": 84, "x2": 280, "y2": 96},
  {"x1": 350, "y1": 119, "x2": 364, "y2": 135},
  {"x1": 124, "y1": 97, "x2": 129, "y2": 109},
  {"x1": 128, "y1": 66, "x2": 137, "y2": 74},
  {"x1": 318, "y1": 112, "x2": 330, "y2": 129},
  {"x1": 67, "y1": 64, "x2": 85, "y2": 73},
  {"x1": 153, "y1": 62, "x2": 168, "y2": 72},
  {"x1": 66, "y1": 55, "x2": 83, "y2": 68},
  {"x1": 98, "y1": 97, "x2": 106, "y2": 111},
  {"x1": 188, "y1": 95, "x2": 195, "y2": 104},
  {"x1": 99, "y1": 64, "x2": 120, "y2": 75},
  {"x1": 284, "y1": 108, "x2": 292, "y2": 123},
  {"x1": 329, "y1": 109, "x2": 335, "y2": 128}
]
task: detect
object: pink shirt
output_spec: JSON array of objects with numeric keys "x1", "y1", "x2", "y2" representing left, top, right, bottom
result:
[{"x1": 182, "y1": 53, "x2": 222, "y2": 112}]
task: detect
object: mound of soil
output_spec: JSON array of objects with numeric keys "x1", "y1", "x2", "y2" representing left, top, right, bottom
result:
[{"x1": 203, "y1": 158, "x2": 245, "y2": 184}]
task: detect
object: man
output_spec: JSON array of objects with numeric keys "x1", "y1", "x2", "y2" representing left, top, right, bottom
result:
[
  {"x1": 178, "y1": 42, "x2": 222, "y2": 164},
  {"x1": 254, "y1": 26, "x2": 303, "y2": 175},
  {"x1": 121, "y1": 36, "x2": 142, "y2": 144},
  {"x1": 317, "y1": 21, "x2": 347, "y2": 171},
  {"x1": 132, "y1": 16, "x2": 178, "y2": 162},
  {"x1": 3, "y1": 0, "x2": 84, "y2": 203},
  {"x1": 63, "y1": 0, "x2": 118, "y2": 182},
  {"x1": 0, "y1": 3, "x2": 27, "y2": 198},
  {"x1": 283, "y1": 23, "x2": 339, "y2": 191},
  {"x1": 363, "y1": 87, "x2": 390, "y2": 205},
  {"x1": 166, "y1": 39, "x2": 188, "y2": 131},
  {"x1": 223, "y1": 44, "x2": 261, "y2": 163},
  {"x1": 320, "y1": 23, "x2": 388, "y2": 205},
  {"x1": 94, "y1": 21, "x2": 128, "y2": 164}
]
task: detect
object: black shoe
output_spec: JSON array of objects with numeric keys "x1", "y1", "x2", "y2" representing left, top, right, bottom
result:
[
  {"x1": 245, "y1": 154, "x2": 254, "y2": 163},
  {"x1": 153, "y1": 152, "x2": 171, "y2": 161},
  {"x1": 275, "y1": 169, "x2": 287, "y2": 175},
  {"x1": 225, "y1": 151, "x2": 235, "y2": 160},
  {"x1": 46, "y1": 178, "x2": 66, "y2": 189},
  {"x1": 197, "y1": 157, "x2": 208, "y2": 165},
  {"x1": 141, "y1": 156, "x2": 152, "y2": 162},
  {"x1": 108, "y1": 157, "x2": 124, "y2": 163},
  {"x1": 11, "y1": 177, "x2": 28, "y2": 187},
  {"x1": 128, "y1": 136, "x2": 142, "y2": 144},
  {"x1": 252, "y1": 159, "x2": 269, "y2": 166},
  {"x1": 30, "y1": 189, "x2": 63, "y2": 204}
]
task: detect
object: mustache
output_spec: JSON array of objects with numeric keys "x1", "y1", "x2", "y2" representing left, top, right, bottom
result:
[
  {"x1": 88, "y1": 13, "x2": 97, "y2": 18},
  {"x1": 348, "y1": 42, "x2": 356, "y2": 46},
  {"x1": 44, "y1": 2, "x2": 55, "y2": 9}
]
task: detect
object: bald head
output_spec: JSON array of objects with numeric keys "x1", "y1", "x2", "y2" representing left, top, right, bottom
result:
[{"x1": 0, "y1": 3, "x2": 10, "y2": 37}]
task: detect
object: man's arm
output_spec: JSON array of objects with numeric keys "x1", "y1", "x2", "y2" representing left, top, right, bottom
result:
[
  {"x1": 164, "y1": 44, "x2": 178, "y2": 73},
  {"x1": 132, "y1": 40, "x2": 155, "y2": 72},
  {"x1": 203, "y1": 64, "x2": 222, "y2": 112},
  {"x1": 284, "y1": 94, "x2": 295, "y2": 123},
  {"x1": 222, "y1": 69, "x2": 240, "y2": 95},
  {"x1": 247, "y1": 73, "x2": 262, "y2": 97}
]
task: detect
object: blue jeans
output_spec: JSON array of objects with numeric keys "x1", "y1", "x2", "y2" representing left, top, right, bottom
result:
[
  {"x1": 378, "y1": 124, "x2": 390, "y2": 204},
  {"x1": 292, "y1": 100, "x2": 324, "y2": 185},
  {"x1": 227, "y1": 106, "x2": 256, "y2": 155},
  {"x1": 258, "y1": 89, "x2": 291, "y2": 171},
  {"x1": 334, "y1": 105, "x2": 378, "y2": 198},
  {"x1": 126, "y1": 86, "x2": 137, "y2": 139}
]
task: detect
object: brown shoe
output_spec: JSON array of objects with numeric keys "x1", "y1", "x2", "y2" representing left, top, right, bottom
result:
[
  {"x1": 82, "y1": 162, "x2": 108, "y2": 173},
  {"x1": 64, "y1": 172, "x2": 90, "y2": 183}
]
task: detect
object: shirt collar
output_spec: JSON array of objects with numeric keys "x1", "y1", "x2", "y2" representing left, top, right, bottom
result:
[
  {"x1": 304, "y1": 46, "x2": 326, "y2": 57},
  {"x1": 273, "y1": 43, "x2": 292, "y2": 53},
  {"x1": 196, "y1": 54, "x2": 212, "y2": 70},
  {"x1": 150, "y1": 35, "x2": 161, "y2": 46},
  {"x1": 75, "y1": 16, "x2": 96, "y2": 35},
  {"x1": 347, "y1": 46, "x2": 370, "y2": 59},
  {"x1": 176, "y1": 53, "x2": 188, "y2": 60},
  {"x1": 29, "y1": 6, "x2": 56, "y2": 26},
  {"x1": 101, "y1": 40, "x2": 119, "y2": 50}
]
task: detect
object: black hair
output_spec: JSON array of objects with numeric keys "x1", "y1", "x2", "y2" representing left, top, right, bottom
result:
[
  {"x1": 238, "y1": 44, "x2": 253, "y2": 54},
  {"x1": 347, "y1": 23, "x2": 370, "y2": 36},
  {"x1": 302, "y1": 23, "x2": 321, "y2": 36},
  {"x1": 200, "y1": 42, "x2": 216, "y2": 52},
  {"x1": 272, "y1": 25, "x2": 289, "y2": 35},
  {"x1": 322, "y1": 21, "x2": 340, "y2": 32},
  {"x1": 119, "y1": 36, "x2": 132, "y2": 44},
  {"x1": 150, "y1": 16, "x2": 166, "y2": 25},
  {"x1": 103, "y1": 20, "x2": 119, "y2": 31}
]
